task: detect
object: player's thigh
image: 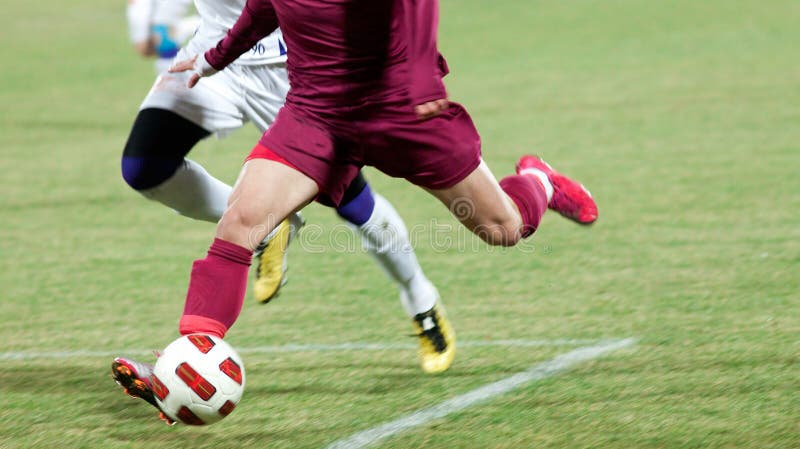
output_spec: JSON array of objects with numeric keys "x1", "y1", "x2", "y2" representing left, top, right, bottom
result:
[
  {"x1": 219, "y1": 158, "x2": 319, "y2": 249},
  {"x1": 259, "y1": 107, "x2": 362, "y2": 206},
  {"x1": 425, "y1": 160, "x2": 522, "y2": 235},
  {"x1": 238, "y1": 63, "x2": 290, "y2": 133},
  {"x1": 140, "y1": 68, "x2": 246, "y2": 135},
  {"x1": 363, "y1": 103, "x2": 521, "y2": 235}
]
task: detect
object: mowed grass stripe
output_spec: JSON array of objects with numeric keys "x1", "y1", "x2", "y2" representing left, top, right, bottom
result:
[
  {"x1": 0, "y1": 338, "x2": 604, "y2": 361},
  {"x1": 324, "y1": 339, "x2": 636, "y2": 449}
]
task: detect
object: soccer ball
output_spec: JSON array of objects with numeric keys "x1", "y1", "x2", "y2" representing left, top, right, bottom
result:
[{"x1": 151, "y1": 334, "x2": 245, "y2": 425}]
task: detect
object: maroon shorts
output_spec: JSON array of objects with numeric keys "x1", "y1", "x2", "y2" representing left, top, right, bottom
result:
[{"x1": 254, "y1": 103, "x2": 482, "y2": 206}]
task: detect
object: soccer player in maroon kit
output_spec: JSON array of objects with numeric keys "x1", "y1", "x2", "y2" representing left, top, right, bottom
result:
[
  {"x1": 173, "y1": 0, "x2": 597, "y2": 357},
  {"x1": 113, "y1": 0, "x2": 598, "y2": 425}
]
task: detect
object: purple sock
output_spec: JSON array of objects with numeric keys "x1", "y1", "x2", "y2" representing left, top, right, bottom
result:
[{"x1": 336, "y1": 183, "x2": 375, "y2": 226}]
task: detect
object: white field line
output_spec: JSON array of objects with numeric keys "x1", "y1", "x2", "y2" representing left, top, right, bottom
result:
[
  {"x1": 324, "y1": 338, "x2": 636, "y2": 449},
  {"x1": 0, "y1": 339, "x2": 602, "y2": 361}
]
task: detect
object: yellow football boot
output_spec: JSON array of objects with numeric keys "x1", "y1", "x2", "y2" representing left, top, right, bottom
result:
[
  {"x1": 253, "y1": 214, "x2": 303, "y2": 304},
  {"x1": 411, "y1": 302, "x2": 456, "y2": 374}
]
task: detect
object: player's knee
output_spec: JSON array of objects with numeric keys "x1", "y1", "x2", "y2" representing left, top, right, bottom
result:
[
  {"x1": 121, "y1": 155, "x2": 182, "y2": 191},
  {"x1": 471, "y1": 219, "x2": 523, "y2": 247},
  {"x1": 218, "y1": 205, "x2": 272, "y2": 248},
  {"x1": 121, "y1": 108, "x2": 210, "y2": 190}
]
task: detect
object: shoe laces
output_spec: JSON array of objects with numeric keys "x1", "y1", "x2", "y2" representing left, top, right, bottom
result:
[{"x1": 413, "y1": 310, "x2": 448, "y2": 353}]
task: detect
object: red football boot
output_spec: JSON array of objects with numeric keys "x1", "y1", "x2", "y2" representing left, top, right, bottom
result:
[
  {"x1": 111, "y1": 357, "x2": 176, "y2": 425},
  {"x1": 516, "y1": 155, "x2": 598, "y2": 225}
]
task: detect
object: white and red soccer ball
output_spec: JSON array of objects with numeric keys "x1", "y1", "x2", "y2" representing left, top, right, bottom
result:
[{"x1": 152, "y1": 334, "x2": 245, "y2": 425}]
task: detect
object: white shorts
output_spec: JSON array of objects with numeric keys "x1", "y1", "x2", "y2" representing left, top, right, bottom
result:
[{"x1": 140, "y1": 50, "x2": 289, "y2": 137}]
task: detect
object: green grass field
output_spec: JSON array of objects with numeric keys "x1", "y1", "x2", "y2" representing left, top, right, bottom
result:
[{"x1": 1, "y1": 0, "x2": 798, "y2": 448}]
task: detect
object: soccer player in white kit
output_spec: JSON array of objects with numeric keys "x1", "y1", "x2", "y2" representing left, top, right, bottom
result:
[
  {"x1": 116, "y1": 0, "x2": 456, "y2": 379},
  {"x1": 126, "y1": 0, "x2": 200, "y2": 73}
]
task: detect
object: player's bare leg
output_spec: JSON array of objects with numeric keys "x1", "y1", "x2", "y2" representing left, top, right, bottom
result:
[
  {"x1": 427, "y1": 157, "x2": 597, "y2": 247},
  {"x1": 217, "y1": 159, "x2": 317, "y2": 249},
  {"x1": 427, "y1": 161, "x2": 531, "y2": 246},
  {"x1": 178, "y1": 158, "x2": 318, "y2": 339},
  {"x1": 396, "y1": 162, "x2": 523, "y2": 374},
  {"x1": 418, "y1": 157, "x2": 596, "y2": 371},
  {"x1": 224, "y1": 159, "x2": 313, "y2": 301}
]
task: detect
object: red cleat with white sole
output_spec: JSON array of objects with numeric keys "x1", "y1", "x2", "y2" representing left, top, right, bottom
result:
[{"x1": 516, "y1": 155, "x2": 598, "y2": 225}]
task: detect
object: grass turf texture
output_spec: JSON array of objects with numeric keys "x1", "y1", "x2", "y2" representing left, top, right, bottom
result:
[{"x1": 1, "y1": 0, "x2": 798, "y2": 448}]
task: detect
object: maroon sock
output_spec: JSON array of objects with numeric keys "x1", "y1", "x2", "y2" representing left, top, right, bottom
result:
[
  {"x1": 499, "y1": 174, "x2": 548, "y2": 238},
  {"x1": 179, "y1": 238, "x2": 253, "y2": 338}
]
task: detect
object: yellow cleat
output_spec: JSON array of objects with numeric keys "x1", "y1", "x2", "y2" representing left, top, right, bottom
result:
[
  {"x1": 411, "y1": 302, "x2": 456, "y2": 374},
  {"x1": 253, "y1": 214, "x2": 303, "y2": 304}
]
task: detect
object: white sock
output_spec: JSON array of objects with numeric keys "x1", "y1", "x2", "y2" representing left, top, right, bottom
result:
[
  {"x1": 140, "y1": 159, "x2": 231, "y2": 223},
  {"x1": 357, "y1": 194, "x2": 438, "y2": 317},
  {"x1": 399, "y1": 271, "x2": 439, "y2": 317},
  {"x1": 519, "y1": 168, "x2": 554, "y2": 202},
  {"x1": 140, "y1": 159, "x2": 304, "y2": 248}
]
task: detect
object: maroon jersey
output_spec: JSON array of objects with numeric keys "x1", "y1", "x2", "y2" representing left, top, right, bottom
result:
[{"x1": 205, "y1": 0, "x2": 447, "y2": 117}]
